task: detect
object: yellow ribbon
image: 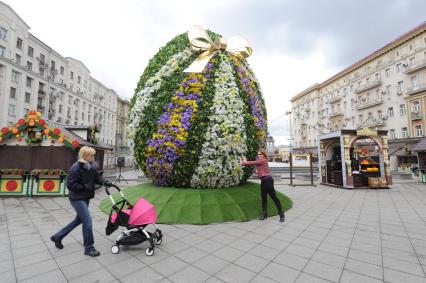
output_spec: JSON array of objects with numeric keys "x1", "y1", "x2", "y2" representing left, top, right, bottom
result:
[{"x1": 184, "y1": 25, "x2": 253, "y2": 73}]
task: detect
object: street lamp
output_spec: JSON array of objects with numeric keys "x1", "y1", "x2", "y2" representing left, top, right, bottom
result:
[{"x1": 285, "y1": 111, "x2": 294, "y2": 186}]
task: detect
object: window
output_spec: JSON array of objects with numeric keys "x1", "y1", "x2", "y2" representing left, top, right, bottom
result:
[
  {"x1": 411, "y1": 76, "x2": 418, "y2": 88},
  {"x1": 8, "y1": 104, "x2": 15, "y2": 116},
  {"x1": 409, "y1": 57, "x2": 415, "y2": 67},
  {"x1": 378, "y1": 110, "x2": 382, "y2": 119},
  {"x1": 59, "y1": 104, "x2": 63, "y2": 113},
  {"x1": 388, "y1": 107, "x2": 394, "y2": 117},
  {"x1": 25, "y1": 92, "x2": 30, "y2": 103},
  {"x1": 70, "y1": 71, "x2": 74, "y2": 80},
  {"x1": 402, "y1": 127, "x2": 408, "y2": 138},
  {"x1": 15, "y1": 54, "x2": 21, "y2": 65},
  {"x1": 397, "y1": 81, "x2": 404, "y2": 93},
  {"x1": 386, "y1": 85, "x2": 391, "y2": 95},
  {"x1": 27, "y1": 46, "x2": 33, "y2": 57},
  {"x1": 0, "y1": 27, "x2": 7, "y2": 40},
  {"x1": 400, "y1": 104, "x2": 406, "y2": 115},
  {"x1": 77, "y1": 76, "x2": 81, "y2": 84},
  {"x1": 50, "y1": 60, "x2": 55, "y2": 69},
  {"x1": 396, "y1": 63, "x2": 402, "y2": 72},
  {"x1": 358, "y1": 114, "x2": 363, "y2": 124},
  {"x1": 415, "y1": 125, "x2": 423, "y2": 137},
  {"x1": 385, "y1": 68, "x2": 390, "y2": 77},
  {"x1": 389, "y1": 129, "x2": 396, "y2": 139},
  {"x1": 413, "y1": 100, "x2": 420, "y2": 113},
  {"x1": 60, "y1": 66, "x2": 64, "y2": 75},
  {"x1": 9, "y1": 87, "x2": 16, "y2": 99},
  {"x1": 16, "y1": 37, "x2": 22, "y2": 49},
  {"x1": 0, "y1": 45, "x2": 4, "y2": 57},
  {"x1": 375, "y1": 73, "x2": 380, "y2": 81},
  {"x1": 26, "y1": 61, "x2": 32, "y2": 71},
  {"x1": 11, "y1": 70, "x2": 18, "y2": 82},
  {"x1": 344, "y1": 101, "x2": 347, "y2": 109},
  {"x1": 26, "y1": 77, "x2": 32, "y2": 88},
  {"x1": 39, "y1": 54, "x2": 45, "y2": 64}
]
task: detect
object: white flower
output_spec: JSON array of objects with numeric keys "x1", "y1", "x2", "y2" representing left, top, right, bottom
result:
[
  {"x1": 128, "y1": 48, "x2": 193, "y2": 140},
  {"x1": 190, "y1": 54, "x2": 248, "y2": 189}
]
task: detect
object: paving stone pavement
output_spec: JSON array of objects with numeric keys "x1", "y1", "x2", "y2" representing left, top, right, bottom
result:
[{"x1": 1, "y1": 181, "x2": 426, "y2": 282}]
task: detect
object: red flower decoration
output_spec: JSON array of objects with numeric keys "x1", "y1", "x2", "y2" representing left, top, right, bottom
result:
[
  {"x1": 72, "y1": 140, "x2": 80, "y2": 148},
  {"x1": 18, "y1": 119, "x2": 25, "y2": 125},
  {"x1": 39, "y1": 119, "x2": 45, "y2": 125},
  {"x1": 53, "y1": 128, "x2": 61, "y2": 135},
  {"x1": 1, "y1": 127, "x2": 9, "y2": 134}
]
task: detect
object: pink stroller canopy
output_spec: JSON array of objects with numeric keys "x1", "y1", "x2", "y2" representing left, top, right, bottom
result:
[{"x1": 128, "y1": 197, "x2": 157, "y2": 225}]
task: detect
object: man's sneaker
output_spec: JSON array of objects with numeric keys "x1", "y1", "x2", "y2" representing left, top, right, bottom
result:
[
  {"x1": 84, "y1": 249, "x2": 100, "y2": 257},
  {"x1": 50, "y1": 236, "x2": 63, "y2": 249}
]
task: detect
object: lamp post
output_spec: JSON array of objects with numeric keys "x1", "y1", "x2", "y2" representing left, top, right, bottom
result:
[{"x1": 285, "y1": 111, "x2": 293, "y2": 186}]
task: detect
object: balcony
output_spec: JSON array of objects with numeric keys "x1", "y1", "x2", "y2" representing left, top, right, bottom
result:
[
  {"x1": 356, "y1": 99, "x2": 383, "y2": 110},
  {"x1": 369, "y1": 120, "x2": 385, "y2": 128},
  {"x1": 411, "y1": 111, "x2": 423, "y2": 120},
  {"x1": 38, "y1": 89, "x2": 46, "y2": 97},
  {"x1": 328, "y1": 111, "x2": 344, "y2": 119},
  {"x1": 328, "y1": 96, "x2": 341, "y2": 104},
  {"x1": 354, "y1": 79, "x2": 382, "y2": 94},
  {"x1": 406, "y1": 83, "x2": 426, "y2": 96},
  {"x1": 404, "y1": 59, "x2": 426, "y2": 74},
  {"x1": 38, "y1": 61, "x2": 48, "y2": 69}
]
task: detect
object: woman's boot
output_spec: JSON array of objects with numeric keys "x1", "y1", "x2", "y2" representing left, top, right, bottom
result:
[
  {"x1": 258, "y1": 209, "x2": 267, "y2": 220},
  {"x1": 279, "y1": 211, "x2": 285, "y2": 222}
]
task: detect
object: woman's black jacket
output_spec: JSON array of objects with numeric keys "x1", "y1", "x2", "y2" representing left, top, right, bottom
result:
[{"x1": 67, "y1": 161, "x2": 105, "y2": 201}]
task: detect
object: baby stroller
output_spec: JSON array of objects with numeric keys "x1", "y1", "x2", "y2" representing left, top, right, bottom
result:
[{"x1": 105, "y1": 184, "x2": 163, "y2": 256}]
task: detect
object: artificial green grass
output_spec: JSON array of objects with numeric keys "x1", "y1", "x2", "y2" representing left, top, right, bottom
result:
[{"x1": 99, "y1": 182, "x2": 292, "y2": 225}]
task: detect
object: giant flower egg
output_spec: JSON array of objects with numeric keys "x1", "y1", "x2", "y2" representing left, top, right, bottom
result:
[{"x1": 129, "y1": 30, "x2": 267, "y2": 188}]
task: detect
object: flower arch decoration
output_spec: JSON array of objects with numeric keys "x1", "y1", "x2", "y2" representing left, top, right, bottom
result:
[{"x1": 0, "y1": 110, "x2": 80, "y2": 148}]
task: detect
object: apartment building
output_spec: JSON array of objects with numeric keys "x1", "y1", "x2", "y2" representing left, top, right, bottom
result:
[
  {"x1": 0, "y1": 1, "x2": 117, "y2": 146},
  {"x1": 290, "y1": 22, "x2": 426, "y2": 171},
  {"x1": 116, "y1": 97, "x2": 130, "y2": 152}
]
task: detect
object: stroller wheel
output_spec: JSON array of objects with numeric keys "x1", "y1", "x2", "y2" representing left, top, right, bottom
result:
[
  {"x1": 154, "y1": 237, "x2": 162, "y2": 246},
  {"x1": 145, "y1": 247, "x2": 154, "y2": 256},
  {"x1": 111, "y1": 245, "x2": 120, "y2": 254}
]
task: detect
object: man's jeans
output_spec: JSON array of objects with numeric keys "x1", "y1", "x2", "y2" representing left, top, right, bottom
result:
[{"x1": 53, "y1": 200, "x2": 94, "y2": 252}]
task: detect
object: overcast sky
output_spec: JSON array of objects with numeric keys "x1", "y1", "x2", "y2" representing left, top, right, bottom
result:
[{"x1": 8, "y1": 0, "x2": 426, "y2": 145}]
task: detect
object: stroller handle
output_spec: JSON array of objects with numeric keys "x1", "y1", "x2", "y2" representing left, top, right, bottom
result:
[
  {"x1": 104, "y1": 183, "x2": 122, "y2": 195},
  {"x1": 104, "y1": 183, "x2": 126, "y2": 206}
]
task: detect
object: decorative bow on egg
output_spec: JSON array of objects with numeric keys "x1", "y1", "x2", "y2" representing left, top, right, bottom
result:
[{"x1": 184, "y1": 25, "x2": 253, "y2": 73}]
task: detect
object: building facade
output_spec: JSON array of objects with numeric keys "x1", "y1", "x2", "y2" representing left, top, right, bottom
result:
[
  {"x1": 116, "y1": 97, "x2": 130, "y2": 151},
  {"x1": 0, "y1": 1, "x2": 117, "y2": 146},
  {"x1": 291, "y1": 22, "x2": 426, "y2": 172}
]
